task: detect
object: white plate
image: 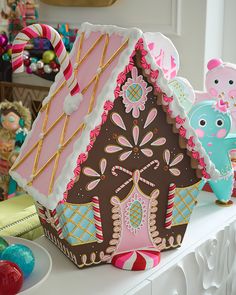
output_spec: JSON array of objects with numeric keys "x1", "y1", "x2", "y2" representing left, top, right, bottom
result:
[{"x1": 3, "y1": 236, "x2": 52, "y2": 294}]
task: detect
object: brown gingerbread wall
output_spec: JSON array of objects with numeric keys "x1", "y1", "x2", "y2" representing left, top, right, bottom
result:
[{"x1": 42, "y1": 59, "x2": 200, "y2": 267}]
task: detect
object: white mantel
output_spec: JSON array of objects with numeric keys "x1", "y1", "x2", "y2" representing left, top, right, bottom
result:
[{"x1": 31, "y1": 191, "x2": 236, "y2": 294}]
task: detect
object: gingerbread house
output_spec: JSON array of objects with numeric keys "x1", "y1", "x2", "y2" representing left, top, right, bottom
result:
[{"x1": 10, "y1": 23, "x2": 219, "y2": 270}]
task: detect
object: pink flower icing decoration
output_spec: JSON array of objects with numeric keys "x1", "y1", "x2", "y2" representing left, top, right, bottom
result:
[
  {"x1": 163, "y1": 149, "x2": 184, "y2": 176},
  {"x1": 107, "y1": 111, "x2": 166, "y2": 161},
  {"x1": 83, "y1": 158, "x2": 107, "y2": 191},
  {"x1": 105, "y1": 122, "x2": 166, "y2": 161},
  {"x1": 120, "y1": 67, "x2": 152, "y2": 118}
]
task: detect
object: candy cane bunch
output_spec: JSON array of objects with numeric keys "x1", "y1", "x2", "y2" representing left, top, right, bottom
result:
[{"x1": 12, "y1": 24, "x2": 82, "y2": 115}]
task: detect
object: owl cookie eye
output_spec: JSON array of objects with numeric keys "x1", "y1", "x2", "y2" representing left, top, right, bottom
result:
[
  {"x1": 214, "y1": 79, "x2": 219, "y2": 84},
  {"x1": 216, "y1": 118, "x2": 224, "y2": 127},
  {"x1": 229, "y1": 80, "x2": 234, "y2": 85},
  {"x1": 199, "y1": 119, "x2": 207, "y2": 127}
]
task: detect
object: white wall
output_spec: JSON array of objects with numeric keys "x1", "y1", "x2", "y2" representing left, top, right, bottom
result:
[
  {"x1": 204, "y1": 0, "x2": 224, "y2": 77},
  {"x1": 170, "y1": 0, "x2": 207, "y2": 90},
  {"x1": 223, "y1": 0, "x2": 236, "y2": 63},
  {"x1": 38, "y1": 0, "x2": 211, "y2": 89},
  {"x1": 12, "y1": 0, "x2": 227, "y2": 90},
  {"x1": 39, "y1": 0, "x2": 180, "y2": 34}
]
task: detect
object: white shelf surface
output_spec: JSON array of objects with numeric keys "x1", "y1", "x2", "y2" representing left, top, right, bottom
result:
[{"x1": 32, "y1": 191, "x2": 236, "y2": 295}]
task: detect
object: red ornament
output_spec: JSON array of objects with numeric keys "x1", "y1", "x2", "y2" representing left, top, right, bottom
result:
[
  {"x1": 0, "y1": 47, "x2": 5, "y2": 56},
  {"x1": 0, "y1": 260, "x2": 24, "y2": 295},
  {"x1": 37, "y1": 68, "x2": 45, "y2": 76},
  {"x1": 49, "y1": 60, "x2": 57, "y2": 69},
  {"x1": 24, "y1": 59, "x2": 31, "y2": 67}
]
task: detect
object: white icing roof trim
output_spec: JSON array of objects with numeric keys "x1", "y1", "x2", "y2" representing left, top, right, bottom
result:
[{"x1": 11, "y1": 23, "x2": 220, "y2": 210}]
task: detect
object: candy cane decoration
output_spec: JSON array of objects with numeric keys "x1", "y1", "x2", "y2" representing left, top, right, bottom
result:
[
  {"x1": 140, "y1": 160, "x2": 159, "y2": 173},
  {"x1": 12, "y1": 24, "x2": 82, "y2": 115},
  {"x1": 36, "y1": 202, "x2": 46, "y2": 223},
  {"x1": 164, "y1": 183, "x2": 176, "y2": 229},
  {"x1": 51, "y1": 209, "x2": 64, "y2": 239},
  {"x1": 112, "y1": 161, "x2": 159, "y2": 193},
  {"x1": 92, "y1": 196, "x2": 104, "y2": 243}
]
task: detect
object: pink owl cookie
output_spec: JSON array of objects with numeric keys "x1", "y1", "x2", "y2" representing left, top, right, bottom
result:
[{"x1": 195, "y1": 58, "x2": 236, "y2": 125}]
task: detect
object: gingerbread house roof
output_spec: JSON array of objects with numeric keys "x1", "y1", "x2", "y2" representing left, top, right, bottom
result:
[{"x1": 10, "y1": 23, "x2": 219, "y2": 210}]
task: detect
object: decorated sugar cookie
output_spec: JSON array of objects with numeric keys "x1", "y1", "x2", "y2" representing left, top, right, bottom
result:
[
  {"x1": 144, "y1": 32, "x2": 195, "y2": 112},
  {"x1": 195, "y1": 58, "x2": 236, "y2": 125},
  {"x1": 189, "y1": 100, "x2": 236, "y2": 205}
]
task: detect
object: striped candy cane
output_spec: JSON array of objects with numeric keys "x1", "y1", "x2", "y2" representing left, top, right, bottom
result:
[
  {"x1": 36, "y1": 202, "x2": 46, "y2": 223},
  {"x1": 164, "y1": 183, "x2": 176, "y2": 229},
  {"x1": 92, "y1": 196, "x2": 104, "y2": 243},
  {"x1": 12, "y1": 24, "x2": 82, "y2": 114},
  {"x1": 51, "y1": 209, "x2": 64, "y2": 239}
]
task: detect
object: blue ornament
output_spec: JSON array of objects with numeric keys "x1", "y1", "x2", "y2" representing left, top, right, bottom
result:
[
  {"x1": 1, "y1": 244, "x2": 35, "y2": 278},
  {"x1": 188, "y1": 100, "x2": 236, "y2": 204},
  {"x1": 2, "y1": 53, "x2": 10, "y2": 61},
  {"x1": 30, "y1": 57, "x2": 39, "y2": 64}
]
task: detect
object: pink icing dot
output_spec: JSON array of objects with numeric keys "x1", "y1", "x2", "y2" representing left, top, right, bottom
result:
[
  {"x1": 209, "y1": 87, "x2": 218, "y2": 97},
  {"x1": 217, "y1": 128, "x2": 227, "y2": 138},
  {"x1": 195, "y1": 129, "x2": 205, "y2": 138}
]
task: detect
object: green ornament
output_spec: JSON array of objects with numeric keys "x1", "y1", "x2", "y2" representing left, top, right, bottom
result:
[
  {"x1": 42, "y1": 50, "x2": 55, "y2": 64},
  {"x1": 0, "y1": 237, "x2": 9, "y2": 258}
]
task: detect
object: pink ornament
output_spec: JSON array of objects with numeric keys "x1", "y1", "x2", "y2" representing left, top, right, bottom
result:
[
  {"x1": 0, "y1": 34, "x2": 8, "y2": 47},
  {"x1": 26, "y1": 66, "x2": 33, "y2": 74}
]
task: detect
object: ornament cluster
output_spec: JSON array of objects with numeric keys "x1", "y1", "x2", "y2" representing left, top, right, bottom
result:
[
  {"x1": 23, "y1": 49, "x2": 60, "y2": 76},
  {"x1": 0, "y1": 237, "x2": 35, "y2": 295}
]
